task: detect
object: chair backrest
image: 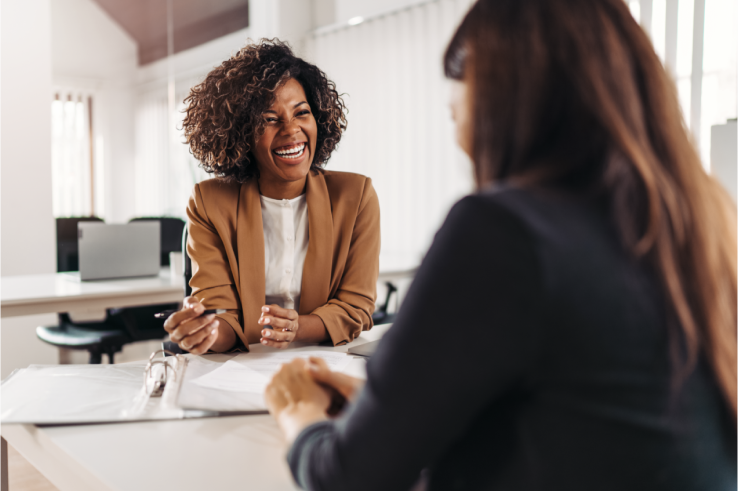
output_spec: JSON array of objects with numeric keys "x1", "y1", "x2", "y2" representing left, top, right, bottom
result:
[
  {"x1": 56, "y1": 216, "x2": 104, "y2": 272},
  {"x1": 182, "y1": 225, "x2": 193, "y2": 297},
  {"x1": 130, "y1": 217, "x2": 186, "y2": 266}
]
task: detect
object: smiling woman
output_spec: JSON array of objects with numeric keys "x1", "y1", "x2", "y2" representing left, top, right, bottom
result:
[
  {"x1": 183, "y1": 39, "x2": 346, "y2": 183},
  {"x1": 167, "y1": 39, "x2": 380, "y2": 354}
]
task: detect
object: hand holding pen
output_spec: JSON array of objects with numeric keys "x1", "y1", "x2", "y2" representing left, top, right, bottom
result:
[{"x1": 160, "y1": 297, "x2": 224, "y2": 355}]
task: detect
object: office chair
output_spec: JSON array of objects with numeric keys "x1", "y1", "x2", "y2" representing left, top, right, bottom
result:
[
  {"x1": 372, "y1": 282, "x2": 398, "y2": 325},
  {"x1": 37, "y1": 217, "x2": 184, "y2": 364},
  {"x1": 163, "y1": 226, "x2": 191, "y2": 356}
]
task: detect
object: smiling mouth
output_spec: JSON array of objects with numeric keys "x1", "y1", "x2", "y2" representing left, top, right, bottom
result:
[{"x1": 272, "y1": 142, "x2": 307, "y2": 160}]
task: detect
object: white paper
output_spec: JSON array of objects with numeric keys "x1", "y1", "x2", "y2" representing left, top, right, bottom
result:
[
  {"x1": 185, "y1": 351, "x2": 353, "y2": 395},
  {"x1": 240, "y1": 350, "x2": 353, "y2": 376},
  {"x1": 190, "y1": 361, "x2": 270, "y2": 393}
]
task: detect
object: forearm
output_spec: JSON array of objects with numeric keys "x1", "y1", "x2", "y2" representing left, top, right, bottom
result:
[{"x1": 296, "y1": 314, "x2": 329, "y2": 343}]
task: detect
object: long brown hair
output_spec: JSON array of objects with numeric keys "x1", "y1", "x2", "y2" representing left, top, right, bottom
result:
[{"x1": 446, "y1": 0, "x2": 737, "y2": 418}]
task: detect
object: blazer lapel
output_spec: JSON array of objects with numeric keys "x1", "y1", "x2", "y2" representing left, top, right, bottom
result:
[
  {"x1": 299, "y1": 170, "x2": 333, "y2": 315},
  {"x1": 237, "y1": 179, "x2": 266, "y2": 339}
]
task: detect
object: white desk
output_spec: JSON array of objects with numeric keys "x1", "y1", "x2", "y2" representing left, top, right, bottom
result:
[
  {"x1": 1, "y1": 268, "x2": 184, "y2": 318},
  {"x1": 1, "y1": 324, "x2": 390, "y2": 491}
]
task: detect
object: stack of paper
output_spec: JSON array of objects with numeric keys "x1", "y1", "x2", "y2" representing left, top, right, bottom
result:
[{"x1": 178, "y1": 350, "x2": 354, "y2": 413}]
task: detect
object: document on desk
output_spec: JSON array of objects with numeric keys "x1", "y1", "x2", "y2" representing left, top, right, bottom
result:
[
  {"x1": 178, "y1": 350, "x2": 354, "y2": 412},
  {"x1": 190, "y1": 361, "x2": 269, "y2": 393}
]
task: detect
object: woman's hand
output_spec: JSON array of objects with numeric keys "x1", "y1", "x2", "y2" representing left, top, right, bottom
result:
[
  {"x1": 163, "y1": 297, "x2": 219, "y2": 355},
  {"x1": 258, "y1": 306, "x2": 330, "y2": 348},
  {"x1": 259, "y1": 304, "x2": 299, "y2": 348},
  {"x1": 307, "y1": 357, "x2": 365, "y2": 405},
  {"x1": 265, "y1": 358, "x2": 331, "y2": 443}
]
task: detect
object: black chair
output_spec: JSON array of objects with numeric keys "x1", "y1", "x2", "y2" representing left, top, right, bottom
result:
[
  {"x1": 183, "y1": 225, "x2": 192, "y2": 297},
  {"x1": 372, "y1": 281, "x2": 398, "y2": 325},
  {"x1": 163, "y1": 226, "x2": 192, "y2": 355},
  {"x1": 37, "y1": 217, "x2": 184, "y2": 364}
]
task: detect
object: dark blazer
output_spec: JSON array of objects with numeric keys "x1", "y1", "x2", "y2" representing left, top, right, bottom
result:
[
  {"x1": 287, "y1": 185, "x2": 736, "y2": 491},
  {"x1": 187, "y1": 169, "x2": 380, "y2": 348}
]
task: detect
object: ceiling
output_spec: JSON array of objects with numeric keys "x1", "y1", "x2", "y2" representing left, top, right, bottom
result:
[{"x1": 92, "y1": 0, "x2": 249, "y2": 65}]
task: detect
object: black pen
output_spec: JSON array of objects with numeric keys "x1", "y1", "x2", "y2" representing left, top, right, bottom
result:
[{"x1": 154, "y1": 308, "x2": 226, "y2": 320}]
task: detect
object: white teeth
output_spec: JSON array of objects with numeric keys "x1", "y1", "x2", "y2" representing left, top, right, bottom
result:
[{"x1": 274, "y1": 143, "x2": 306, "y2": 159}]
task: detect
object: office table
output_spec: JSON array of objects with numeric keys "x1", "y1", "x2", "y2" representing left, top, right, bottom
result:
[
  {"x1": 1, "y1": 268, "x2": 184, "y2": 318},
  {"x1": 1, "y1": 324, "x2": 391, "y2": 491}
]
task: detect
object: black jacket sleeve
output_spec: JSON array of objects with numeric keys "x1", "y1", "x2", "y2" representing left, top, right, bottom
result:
[{"x1": 288, "y1": 194, "x2": 544, "y2": 491}]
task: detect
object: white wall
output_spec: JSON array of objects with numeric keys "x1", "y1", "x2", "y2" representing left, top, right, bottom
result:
[
  {"x1": 51, "y1": 0, "x2": 138, "y2": 223},
  {"x1": 1, "y1": 0, "x2": 60, "y2": 378}
]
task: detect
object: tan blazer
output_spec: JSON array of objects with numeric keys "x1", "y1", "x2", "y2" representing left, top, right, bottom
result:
[{"x1": 186, "y1": 169, "x2": 380, "y2": 349}]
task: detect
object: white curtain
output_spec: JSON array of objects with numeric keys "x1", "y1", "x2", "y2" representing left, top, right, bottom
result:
[
  {"x1": 305, "y1": 0, "x2": 476, "y2": 264},
  {"x1": 51, "y1": 89, "x2": 93, "y2": 217}
]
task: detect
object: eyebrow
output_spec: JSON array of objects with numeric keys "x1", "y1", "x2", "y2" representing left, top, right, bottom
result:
[{"x1": 264, "y1": 101, "x2": 308, "y2": 114}]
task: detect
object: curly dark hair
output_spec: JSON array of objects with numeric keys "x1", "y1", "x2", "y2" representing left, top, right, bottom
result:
[{"x1": 182, "y1": 39, "x2": 347, "y2": 182}]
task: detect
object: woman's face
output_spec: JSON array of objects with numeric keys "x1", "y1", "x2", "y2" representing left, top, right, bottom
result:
[
  {"x1": 449, "y1": 80, "x2": 472, "y2": 158},
  {"x1": 253, "y1": 78, "x2": 318, "y2": 185}
]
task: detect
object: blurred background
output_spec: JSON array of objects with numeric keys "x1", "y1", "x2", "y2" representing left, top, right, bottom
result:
[{"x1": 1, "y1": 0, "x2": 736, "y2": 375}]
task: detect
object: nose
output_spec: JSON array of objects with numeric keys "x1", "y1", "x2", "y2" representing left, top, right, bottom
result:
[{"x1": 280, "y1": 118, "x2": 301, "y2": 137}]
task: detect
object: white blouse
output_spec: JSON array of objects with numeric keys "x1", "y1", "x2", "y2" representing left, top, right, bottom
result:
[{"x1": 261, "y1": 194, "x2": 309, "y2": 311}]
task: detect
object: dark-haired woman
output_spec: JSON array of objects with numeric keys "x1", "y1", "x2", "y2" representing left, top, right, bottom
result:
[
  {"x1": 264, "y1": 1, "x2": 737, "y2": 489},
  {"x1": 163, "y1": 40, "x2": 380, "y2": 353}
]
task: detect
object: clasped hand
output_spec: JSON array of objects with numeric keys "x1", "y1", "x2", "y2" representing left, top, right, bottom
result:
[
  {"x1": 265, "y1": 357, "x2": 364, "y2": 443},
  {"x1": 258, "y1": 304, "x2": 301, "y2": 348}
]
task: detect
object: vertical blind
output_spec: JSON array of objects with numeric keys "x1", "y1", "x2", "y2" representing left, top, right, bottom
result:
[
  {"x1": 305, "y1": 0, "x2": 476, "y2": 263},
  {"x1": 629, "y1": 0, "x2": 737, "y2": 168}
]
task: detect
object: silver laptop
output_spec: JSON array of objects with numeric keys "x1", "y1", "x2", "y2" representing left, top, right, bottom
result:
[{"x1": 78, "y1": 222, "x2": 160, "y2": 280}]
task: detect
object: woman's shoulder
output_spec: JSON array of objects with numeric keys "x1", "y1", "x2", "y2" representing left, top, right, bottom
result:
[
  {"x1": 192, "y1": 177, "x2": 242, "y2": 204},
  {"x1": 320, "y1": 170, "x2": 373, "y2": 189},
  {"x1": 319, "y1": 170, "x2": 377, "y2": 205},
  {"x1": 189, "y1": 178, "x2": 242, "y2": 223},
  {"x1": 194, "y1": 177, "x2": 241, "y2": 195}
]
